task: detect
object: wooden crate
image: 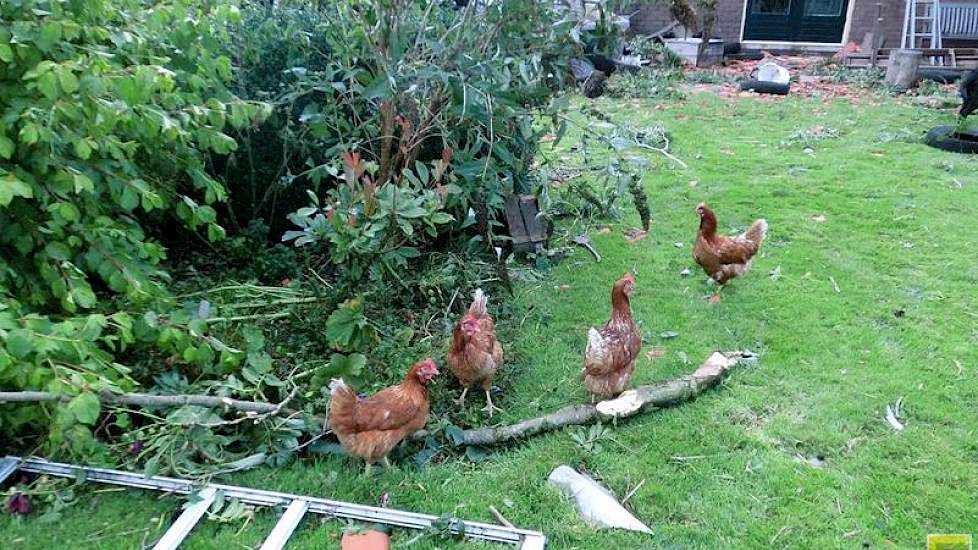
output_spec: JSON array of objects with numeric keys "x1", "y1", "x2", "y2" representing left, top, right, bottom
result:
[{"x1": 503, "y1": 194, "x2": 549, "y2": 254}]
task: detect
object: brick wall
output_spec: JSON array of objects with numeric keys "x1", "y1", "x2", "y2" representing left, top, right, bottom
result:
[
  {"x1": 846, "y1": 0, "x2": 905, "y2": 47},
  {"x1": 628, "y1": 0, "x2": 930, "y2": 47},
  {"x1": 627, "y1": 0, "x2": 746, "y2": 43},
  {"x1": 715, "y1": 0, "x2": 747, "y2": 42}
]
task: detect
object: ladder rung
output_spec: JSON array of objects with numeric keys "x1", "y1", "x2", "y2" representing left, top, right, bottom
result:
[
  {"x1": 153, "y1": 486, "x2": 218, "y2": 550},
  {"x1": 259, "y1": 499, "x2": 310, "y2": 550}
]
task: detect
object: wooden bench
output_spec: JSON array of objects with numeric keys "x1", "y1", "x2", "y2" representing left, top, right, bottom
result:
[{"x1": 845, "y1": 48, "x2": 978, "y2": 68}]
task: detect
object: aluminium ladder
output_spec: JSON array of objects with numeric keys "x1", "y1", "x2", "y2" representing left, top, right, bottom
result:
[
  {"x1": 902, "y1": 0, "x2": 943, "y2": 50},
  {"x1": 0, "y1": 456, "x2": 547, "y2": 550}
]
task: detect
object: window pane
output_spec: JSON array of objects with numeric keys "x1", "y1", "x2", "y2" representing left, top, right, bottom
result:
[
  {"x1": 805, "y1": 0, "x2": 842, "y2": 16},
  {"x1": 752, "y1": 0, "x2": 791, "y2": 15}
]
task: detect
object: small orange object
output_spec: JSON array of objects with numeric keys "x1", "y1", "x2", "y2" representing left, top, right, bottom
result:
[{"x1": 341, "y1": 529, "x2": 390, "y2": 550}]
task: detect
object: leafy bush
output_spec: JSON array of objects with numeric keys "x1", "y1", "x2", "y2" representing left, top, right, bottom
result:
[
  {"x1": 268, "y1": 0, "x2": 582, "y2": 294},
  {"x1": 604, "y1": 69, "x2": 687, "y2": 100},
  {"x1": 0, "y1": 0, "x2": 268, "y2": 454},
  {"x1": 0, "y1": 0, "x2": 670, "y2": 473}
]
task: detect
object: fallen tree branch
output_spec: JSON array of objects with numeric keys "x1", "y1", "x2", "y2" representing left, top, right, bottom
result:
[
  {"x1": 0, "y1": 391, "x2": 303, "y2": 419},
  {"x1": 418, "y1": 351, "x2": 753, "y2": 446},
  {"x1": 1, "y1": 351, "x2": 753, "y2": 449}
]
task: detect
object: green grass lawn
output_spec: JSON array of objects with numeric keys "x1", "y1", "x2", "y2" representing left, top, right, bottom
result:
[{"x1": 4, "y1": 90, "x2": 978, "y2": 548}]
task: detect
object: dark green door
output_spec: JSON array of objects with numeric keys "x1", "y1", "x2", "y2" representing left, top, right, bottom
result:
[{"x1": 743, "y1": 0, "x2": 850, "y2": 43}]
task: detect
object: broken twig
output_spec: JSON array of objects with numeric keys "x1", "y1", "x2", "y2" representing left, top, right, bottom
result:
[
  {"x1": 621, "y1": 479, "x2": 645, "y2": 506},
  {"x1": 572, "y1": 234, "x2": 601, "y2": 262},
  {"x1": 489, "y1": 505, "x2": 514, "y2": 528}
]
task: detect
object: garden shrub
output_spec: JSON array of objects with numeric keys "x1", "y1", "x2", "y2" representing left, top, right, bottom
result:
[
  {"x1": 0, "y1": 0, "x2": 268, "y2": 455},
  {"x1": 0, "y1": 0, "x2": 660, "y2": 471},
  {"x1": 262, "y1": 0, "x2": 582, "y2": 295}
]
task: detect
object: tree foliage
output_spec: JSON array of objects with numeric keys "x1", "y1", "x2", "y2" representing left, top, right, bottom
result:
[
  {"x1": 261, "y1": 0, "x2": 582, "y2": 294},
  {"x1": 0, "y1": 0, "x2": 662, "y2": 472},
  {"x1": 0, "y1": 0, "x2": 268, "y2": 454}
]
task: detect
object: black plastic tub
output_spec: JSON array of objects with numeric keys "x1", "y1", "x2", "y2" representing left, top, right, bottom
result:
[{"x1": 738, "y1": 79, "x2": 790, "y2": 95}]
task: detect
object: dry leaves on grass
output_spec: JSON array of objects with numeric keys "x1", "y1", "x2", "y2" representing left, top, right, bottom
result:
[
  {"x1": 624, "y1": 228, "x2": 648, "y2": 242},
  {"x1": 811, "y1": 214, "x2": 827, "y2": 223}
]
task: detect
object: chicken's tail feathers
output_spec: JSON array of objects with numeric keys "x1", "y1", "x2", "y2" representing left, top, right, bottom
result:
[
  {"x1": 327, "y1": 378, "x2": 358, "y2": 432},
  {"x1": 745, "y1": 219, "x2": 768, "y2": 244},
  {"x1": 469, "y1": 288, "x2": 488, "y2": 316},
  {"x1": 329, "y1": 378, "x2": 351, "y2": 396}
]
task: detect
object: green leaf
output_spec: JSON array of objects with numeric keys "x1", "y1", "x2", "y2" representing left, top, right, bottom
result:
[
  {"x1": 0, "y1": 135, "x2": 14, "y2": 159},
  {"x1": 73, "y1": 139, "x2": 91, "y2": 160},
  {"x1": 247, "y1": 351, "x2": 273, "y2": 373},
  {"x1": 72, "y1": 172, "x2": 94, "y2": 194},
  {"x1": 327, "y1": 352, "x2": 366, "y2": 378},
  {"x1": 197, "y1": 205, "x2": 216, "y2": 223},
  {"x1": 207, "y1": 223, "x2": 225, "y2": 242},
  {"x1": 0, "y1": 174, "x2": 34, "y2": 206},
  {"x1": 56, "y1": 202, "x2": 80, "y2": 222},
  {"x1": 398, "y1": 205, "x2": 427, "y2": 218},
  {"x1": 208, "y1": 132, "x2": 237, "y2": 155},
  {"x1": 143, "y1": 455, "x2": 161, "y2": 478},
  {"x1": 19, "y1": 123, "x2": 39, "y2": 145},
  {"x1": 37, "y1": 71, "x2": 59, "y2": 99},
  {"x1": 67, "y1": 393, "x2": 100, "y2": 425},
  {"x1": 0, "y1": 43, "x2": 12, "y2": 63},
  {"x1": 119, "y1": 185, "x2": 138, "y2": 210},
  {"x1": 363, "y1": 72, "x2": 391, "y2": 100},
  {"x1": 57, "y1": 67, "x2": 78, "y2": 94},
  {"x1": 6, "y1": 330, "x2": 34, "y2": 359},
  {"x1": 71, "y1": 284, "x2": 97, "y2": 309},
  {"x1": 37, "y1": 22, "x2": 62, "y2": 52},
  {"x1": 324, "y1": 297, "x2": 374, "y2": 351}
]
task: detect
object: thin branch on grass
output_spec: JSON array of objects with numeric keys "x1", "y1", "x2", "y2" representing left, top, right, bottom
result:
[
  {"x1": 489, "y1": 505, "x2": 514, "y2": 528},
  {"x1": 205, "y1": 311, "x2": 292, "y2": 323},
  {"x1": 0, "y1": 391, "x2": 302, "y2": 418},
  {"x1": 197, "y1": 387, "x2": 302, "y2": 428},
  {"x1": 632, "y1": 139, "x2": 688, "y2": 169},
  {"x1": 621, "y1": 479, "x2": 645, "y2": 506},
  {"x1": 175, "y1": 284, "x2": 300, "y2": 300},
  {"x1": 221, "y1": 296, "x2": 320, "y2": 310}
]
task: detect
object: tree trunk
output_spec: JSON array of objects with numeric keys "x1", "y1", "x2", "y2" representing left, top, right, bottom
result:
[{"x1": 885, "y1": 49, "x2": 922, "y2": 91}]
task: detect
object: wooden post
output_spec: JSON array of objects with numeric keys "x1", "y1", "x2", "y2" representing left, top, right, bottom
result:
[
  {"x1": 870, "y1": 2, "x2": 884, "y2": 67},
  {"x1": 886, "y1": 49, "x2": 923, "y2": 90}
]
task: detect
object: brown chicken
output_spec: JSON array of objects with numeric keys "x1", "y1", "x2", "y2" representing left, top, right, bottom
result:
[
  {"x1": 447, "y1": 289, "x2": 504, "y2": 417},
  {"x1": 583, "y1": 273, "x2": 642, "y2": 400},
  {"x1": 328, "y1": 358, "x2": 439, "y2": 473},
  {"x1": 693, "y1": 202, "x2": 768, "y2": 303}
]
